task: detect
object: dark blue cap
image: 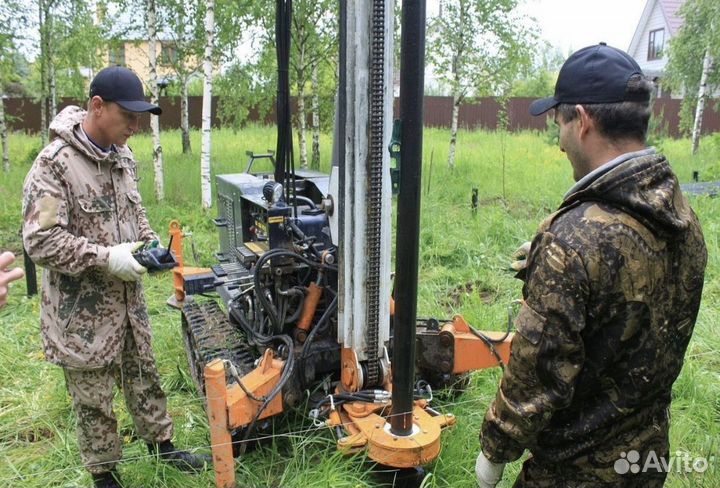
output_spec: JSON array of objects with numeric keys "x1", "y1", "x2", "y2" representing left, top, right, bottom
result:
[
  {"x1": 530, "y1": 43, "x2": 649, "y2": 116},
  {"x1": 89, "y1": 66, "x2": 162, "y2": 115}
]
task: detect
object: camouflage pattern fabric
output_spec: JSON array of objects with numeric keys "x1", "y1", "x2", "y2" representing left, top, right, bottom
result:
[
  {"x1": 64, "y1": 325, "x2": 173, "y2": 474},
  {"x1": 481, "y1": 153, "x2": 707, "y2": 488},
  {"x1": 22, "y1": 106, "x2": 159, "y2": 369}
]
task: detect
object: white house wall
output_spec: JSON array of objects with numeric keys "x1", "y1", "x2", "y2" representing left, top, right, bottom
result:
[{"x1": 630, "y1": 0, "x2": 670, "y2": 73}]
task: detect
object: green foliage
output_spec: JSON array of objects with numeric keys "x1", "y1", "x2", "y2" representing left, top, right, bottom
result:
[
  {"x1": 216, "y1": 51, "x2": 277, "y2": 132},
  {"x1": 509, "y1": 70, "x2": 554, "y2": 98},
  {"x1": 155, "y1": 0, "x2": 208, "y2": 81},
  {"x1": 678, "y1": 95, "x2": 697, "y2": 137},
  {"x1": 428, "y1": 0, "x2": 540, "y2": 102},
  {"x1": 647, "y1": 103, "x2": 669, "y2": 152},
  {"x1": 1, "y1": 128, "x2": 719, "y2": 487},
  {"x1": 509, "y1": 42, "x2": 563, "y2": 98},
  {"x1": 0, "y1": 0, "x2": 29, "y2": 94},
  {"x1": 543, "y1": 113, "x2": 558, "y2": 146}
]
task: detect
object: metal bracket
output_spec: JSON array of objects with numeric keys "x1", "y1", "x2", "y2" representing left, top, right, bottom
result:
[{"x1": 388, "y1": 119, "x2": 402, "y2": 195}]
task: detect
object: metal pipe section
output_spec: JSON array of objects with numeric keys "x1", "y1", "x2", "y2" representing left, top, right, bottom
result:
[{"x1": 391, "y1": 0, "x2": 426, "y2": 436}]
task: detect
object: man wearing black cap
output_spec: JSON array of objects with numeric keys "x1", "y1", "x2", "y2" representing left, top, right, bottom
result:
[
  {"x1": 475, "y1": 44, "x2": 707, "y2": 487},
  {"x1": 22, "y1": 66, "x2": 208, "y2": 488}
]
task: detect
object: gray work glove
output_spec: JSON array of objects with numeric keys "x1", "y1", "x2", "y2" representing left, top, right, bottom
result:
[
  {"x1": 476, "y1": 450, "x2": 506, "y2": 488},
  {"x1": 107, "y1": 242, "x2": 147, "y2": 281},
  {"x1": 510, "y1": 241, "x2": 532, "y2": 272}
]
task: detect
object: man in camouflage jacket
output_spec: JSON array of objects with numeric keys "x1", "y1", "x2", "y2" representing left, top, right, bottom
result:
[
  {"x1": 476, "y1": 45, "x2": 707, "y2": 488},
  {"x1": 22, "y1": 66, "x2": 207, "y2": 488}
]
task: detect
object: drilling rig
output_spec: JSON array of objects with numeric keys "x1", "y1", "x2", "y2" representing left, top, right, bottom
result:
[{"x1": 169, "y1": 1, "x2": 513, "y2": 486}]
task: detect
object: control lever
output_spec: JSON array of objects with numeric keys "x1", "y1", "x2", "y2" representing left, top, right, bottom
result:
[{"x1": 133, "y1": 236, "x2": 178, "y2": 273}]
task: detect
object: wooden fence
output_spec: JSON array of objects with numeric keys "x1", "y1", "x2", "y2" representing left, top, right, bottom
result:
[{"x1": 4, "y1": 95, "x2": 719, "y2": 138}]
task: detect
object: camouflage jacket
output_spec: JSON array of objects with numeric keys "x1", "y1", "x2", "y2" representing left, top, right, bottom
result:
[
  {"x1": 481, "y1": 153, "x2": 707, "y2": 482},
  {"x1": 22, "y1": 106, "x2": 159, "y2": 370}
]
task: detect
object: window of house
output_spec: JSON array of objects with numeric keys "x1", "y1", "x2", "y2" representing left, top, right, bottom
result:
[
  {"x1": 108, "y1": 45, "x2": 125, "y2": 66},
  {"x1": 160, "y1": 44, "x2": 178, "y2": 66},
  {"x1": 648, "y1": 28, "x2": 664, "y2": 61}
]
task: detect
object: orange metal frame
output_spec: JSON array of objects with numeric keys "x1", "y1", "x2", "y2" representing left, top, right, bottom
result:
[
  {"x1": 167, "y1": 220, "x2": 212, "y2": 307},
  {"x1": 445, "y1": 315, "x2": 513, "y2": 372},
  {"x1": 205, "y1": 350, "x2": 286, "y2": 488}
]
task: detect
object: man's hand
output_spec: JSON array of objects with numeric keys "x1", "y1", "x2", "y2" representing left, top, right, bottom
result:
[
  {"x1": 0, "y1": 252, "x2": 25, "y2": 309},
  {"x1": 510, "y1": 241, "x2": 532, "y2": 272},
  {"x1": 476, "y1": 450, "x2": 505, "y2": 488},
  {"x1": 107, "y1": 242, "x2": 147, "y2": 281}
]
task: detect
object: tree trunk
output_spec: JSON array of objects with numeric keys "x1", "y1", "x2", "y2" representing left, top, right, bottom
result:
[
  {"x1": 297, "y1": 86, "x2": 308, "y2": 169},
  {"x1": 447, "y1": 92, "x2": 460, "y2": 169},
  {"x1": 147, "y1": 0, "x2": 164, "y2": 202},
  {"x1": 181, "y1": 76, "x2": 191, "y2": 154},
  {"x1": 691, "y1": 48, "x2": 713, "y2": 155},
  {"x1": 296, "y1": 43, "x2": 308, "y2": 169},
  {"x1": 49, "y1": 55, "x2": 57, "y2": 121},
  {"x1": 200, "y1": 0, "x2": 215, "y2": 210},
  {"x1": 1, "y1": 96, "x2": 9, "y2": 173},
  {"x1": 39, "y1": 0, "x2": 48, "y2": 146},
  {"x1": 311, "y1": 60, "x2": 320, "y2": 169}
]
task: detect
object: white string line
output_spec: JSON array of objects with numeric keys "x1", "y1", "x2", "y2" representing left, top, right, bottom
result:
[{"x1": 0, "y1": 390, "x2": 494, "y2": 483}]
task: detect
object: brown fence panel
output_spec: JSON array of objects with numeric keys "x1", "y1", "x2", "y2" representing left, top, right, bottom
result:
[
  {"x1": 5, "y1": 95, "x2": 719, "y2": 137},
  {"x1": 6, "y1": 98, "x2": 41, "y2": 132},
  {"x1": 509, "y1": 98, "x2": 549, "y2": 131},
  {"x1": 653, "y1": 99, "x2": 682, "y2": 138}
]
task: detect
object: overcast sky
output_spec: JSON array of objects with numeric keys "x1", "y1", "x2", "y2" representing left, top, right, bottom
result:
[
  {"x1": 514, "y1": 0, "x2": 647, "y2": 54},
  {"x1": 428, "y1": 0, "x2": 647, "y2": 55}
]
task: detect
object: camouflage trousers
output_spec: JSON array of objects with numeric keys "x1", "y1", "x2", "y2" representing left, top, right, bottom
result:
[
  {"x1": 63, "y1": 325, "x2": 173, "y2": 474},
  {"x1": 512, "y1": 429, "x2": 670, "y2": 488},
  {"x1": 512, "y1": 458, "x2": 669, "y2": 488},
  {"x1": 513, "y1": 408, "x2": 670, "y2": 488}
]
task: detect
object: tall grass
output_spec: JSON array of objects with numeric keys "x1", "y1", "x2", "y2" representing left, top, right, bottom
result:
[{"x1": 0, "y1": 126, "x2": 718, "y2": 487}]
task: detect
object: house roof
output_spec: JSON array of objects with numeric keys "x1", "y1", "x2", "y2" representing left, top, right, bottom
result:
[{"x1": 658, "y1": 0, "x2": 685, "y2": 36}]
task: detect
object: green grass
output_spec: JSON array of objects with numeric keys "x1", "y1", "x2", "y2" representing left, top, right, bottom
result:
[{"x1": 0, "y1": 126, "x2": 718, "y2": 487}]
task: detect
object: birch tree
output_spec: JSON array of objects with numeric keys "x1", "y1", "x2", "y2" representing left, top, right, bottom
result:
[
  {"x1": 291, "y1": 0, "x2": 335, "y2": 168},
  {"x1": 33, "y1": 0, "x2": 103, "y2": 144},
  {"x1": 210, "y1": 1, "x2": 265, "y2": 132},
  {"x1": 691, "y1": 49, "x2": 714, "y2": 154},
  {"x1": 665, "y1": 0, "x2": 720, "y2": 153},
  {"x1": 310, "y1": 61, "x2": 320, "y2": 168},
  {"x1": 38, "y1": 0, "x2": 51, "y2": 145},
  {"x1": 200, "y1": 0, "x2": 215, "y2": 209},
  {"x1": 158, "y1": 0, "x2": 206, "y2": 153},
  {"x1": 428, "y1": 0, "x2": 536, "y2": 169},
  {"x1": 146, "y1": 0, "x2": 164, "y2": 201}
]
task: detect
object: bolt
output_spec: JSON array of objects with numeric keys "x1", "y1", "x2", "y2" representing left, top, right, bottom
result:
[
  {"x1": 440, "y1": 360, "x2": 452, "y2": 373},
  {"x1": 440, "y1": 333, "x2": 453, "y2": 347}
]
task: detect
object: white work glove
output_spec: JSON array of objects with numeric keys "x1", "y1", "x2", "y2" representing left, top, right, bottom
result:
[
  {"x1": 107, "y1": 242, "x2": 147, "y2": 282},
  {"x1": 476, "y1": 450, "x2": 506, "y2": 488},
  {"x1": 510, "y1": 241, "x2": 532, "y2": 272}
]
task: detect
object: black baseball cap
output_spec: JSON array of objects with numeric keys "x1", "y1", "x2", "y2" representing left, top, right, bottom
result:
[
  {"x1": 89, "y1": 66, "x2": 162, "y2": 115},
  {"x1": 529, "y1": 43, "x2": 649, "y2": 116}
]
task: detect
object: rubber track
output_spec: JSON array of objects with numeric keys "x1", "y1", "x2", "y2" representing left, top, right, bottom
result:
[{"x1": 181, "y1": 301, "x2": 256, "y2": 395}]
